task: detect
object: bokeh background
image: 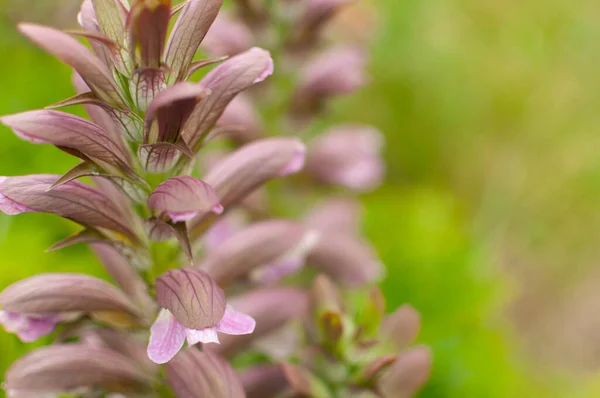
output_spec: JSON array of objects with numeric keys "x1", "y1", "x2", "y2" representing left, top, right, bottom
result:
[{"x1": 2, "y1": 0, "x2": 600, "y2": 396}]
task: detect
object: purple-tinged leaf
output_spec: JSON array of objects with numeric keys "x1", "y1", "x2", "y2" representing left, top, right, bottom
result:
[
  {"x1": 155, "y1": 267, "x2": 226, "y2": 329},
  {"x1": 4, "y1": 344, "x2": 152, "y2": 396},
  {"x1": 165, "y1": 349, "x2": 245, "y2": 398},
  {"x1": 18, "y1": 23, "x2": 123, "y2": 104},
  {"x1": 128, "y1": 0, "x2": 171, "y2": 68},
  {"x1": 1, "y1": 110, "x2": 133, "y2": 176},
  {"x1": 0, "y1": 175, "x2": 138, "y2": 241},
  {"x1": 213, "y1": 288, "x2": 307, "y2": 355},
  {"x1": 0, "y1": 273, "x2": 140, "y2": 316},
  {"x1": 376, "y1": 346, "x2": 433, "y2": 398},
  {"x1": 197, "y1": 220, "x2": 308, "y2": 285},
  {"x1": 241, "y1": 365, "x2": 289, "y2": 398},
  {"x1": 144, "y1": 82, "x2": 209, "y2": 144},
  {"x1": 183, "y1": 47, "x2": 274, "y2": 149},
  {"x1": 307, "y1": 235, "x2": 384, "y2": 287},
  {"x1": 148, "y1": 176, "x2": 222, "y2": 223},
  {"x1": 201, "y1": 13, "x2": 254, "y2": 57},
  {"x1": 164, "y1": 0, "x2": 223, "y2": 83}
]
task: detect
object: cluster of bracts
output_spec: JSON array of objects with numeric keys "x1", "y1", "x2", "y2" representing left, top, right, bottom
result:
[{"x1": 0, "y1": 0, "x2": 431, "y2": 397}]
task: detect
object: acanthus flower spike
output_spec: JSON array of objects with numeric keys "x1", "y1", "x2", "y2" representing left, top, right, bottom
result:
[{"x1": 0, "y1": 0, "x2": 432, "y2": 395}]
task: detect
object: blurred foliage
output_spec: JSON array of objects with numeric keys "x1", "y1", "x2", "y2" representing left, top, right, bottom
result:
[{"x1": 2, "y1": 0, "x2": 600, "y2": 397}]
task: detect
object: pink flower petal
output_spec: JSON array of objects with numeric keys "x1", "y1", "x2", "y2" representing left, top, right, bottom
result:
[
  {"x1": 16, "y1": 316, "x2": 58, "y2": 343},
  {"x1": 147, "y1": 309, "x2": 186, "y2": 364},
  {"x1": 168, "y1": 211, "x2": 200, "y2": 223},
  {"x1": 0, "y1": 311, "x2": 58, "y2": 342},
  {"x1": 185, "y1": 326, "x2": 220, "y2": 345},
  {"x1": 0, "y1": 311, "x2": 27, "y2": 333},
  {"x1": 216, "y1": 305, "x2": 256, "y2": 335}
]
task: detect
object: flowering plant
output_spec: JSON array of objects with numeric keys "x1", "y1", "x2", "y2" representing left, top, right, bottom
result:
[{"x1": 0, "y1": 0, "x2": 431, "y2": 396}]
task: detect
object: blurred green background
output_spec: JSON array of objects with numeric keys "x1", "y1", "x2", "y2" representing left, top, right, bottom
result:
[{"x1": 2, "y1": 0, "x2": 600, "y2": 396}]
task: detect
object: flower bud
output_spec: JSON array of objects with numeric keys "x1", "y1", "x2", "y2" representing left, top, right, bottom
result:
[
  {"x1": 241, "y1": 365, "x2": 289, "y2": 398},
  {"x1": 294, "y1": 46, "x2": 367, "y2": 115},
  {"x1": 3, "y1": 344, "x2": 151, "y2": 396},
  {"x1": 182, "y1": 47, "x2": 274, "y2": 150},
  {"x1": 376, "y1": 346, "x2": 432, "y2": 398},
  {"x1": 165, "y1": 349, "x2": 245, "y2": 398},
  {"x1": 305, "y1": 197, "x2": 363, "y2": 235},
  {"x1": 197, "y1": 219, "x2": 317, "y2": 285},
  {"x1": 0, "y1": 175, "x2": 140, "y2": 242},
  {"x1": 308, "y1": 235, "x2": 384, "y2": 287},
  {"x1": 216, "y1": 94, "x2": 263, "y2": 142},
  {"x1": 202, "y1": 13, "x2": 254, "y2": 56},
  {"x1": 0, "y1": 273, "x2": 140, "y2": 317},
  {"x1": 306, "y1": 125, "x2": 384, "y2": 191},
  {"x1": 380, "y1": 304, "x2": 422, "y2": 350}
]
